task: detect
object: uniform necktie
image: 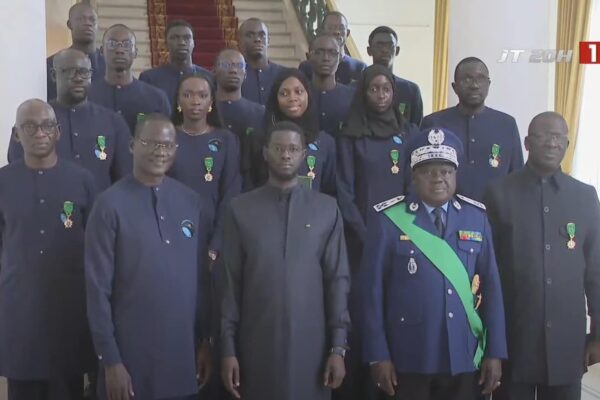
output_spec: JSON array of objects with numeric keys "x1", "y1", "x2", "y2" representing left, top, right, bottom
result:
[{"x1": 433, "y1": 207, "x2": 445, "y2": 237}]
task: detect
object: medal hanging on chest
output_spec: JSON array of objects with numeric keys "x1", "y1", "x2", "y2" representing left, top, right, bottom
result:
[
  {"x1": 96, "y1": 135, "x2": 108, "y2": 160},
  {"x1": 407, "y1": 257, "x2": 418, "y2": 274},
  {"x1": 390, "y1": 149, "x2": 400, "y2": 174},
  {"x1": 489, "y1": 144, "x2": 500, "y2": 168},
  {"x1": 307, "y1": 155, "x2": 316, "y2": 179},
  {"x1": 567, "y1": 222, "x2": 576, "y2": 249},
  {"x1": 62, "y1": 201, "x2": 74, "y2": 228},
  {"x1": 204, "y1": 157, "x2": 214, "y2": 182}
]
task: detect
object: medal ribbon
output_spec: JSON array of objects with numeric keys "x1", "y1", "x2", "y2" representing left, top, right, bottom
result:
[
  {"x1": 204, "y1": 157, "x2": 214, "y2": 173},
  {"x1": 390, "y1": 149, "x2": 400, "y2": 164},
  {"x1": 307, "y1": 155, "x2": 316, "y2": 171},
  {"x1": 567, "y1": 222, "x2": 576, "y2": 240},
  {"x1": 63, "y1": 201, "x2": 74, "y2": 218}
]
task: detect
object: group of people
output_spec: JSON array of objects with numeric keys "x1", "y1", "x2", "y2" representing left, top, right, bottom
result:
[{"x1": 0, "y1": 2, "x2": 599, "y2": 400}]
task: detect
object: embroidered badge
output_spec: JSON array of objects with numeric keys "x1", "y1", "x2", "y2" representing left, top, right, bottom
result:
[
  {"x1": 309, "y1": 142, "x2": 319, "y2": 151},
  {"x1": 458, "y1": 230, "x2": 483, "y2": 242},
  {"x1": 393, "y1": 135, "x2": 403, "y2": 145},
  {"x1": 60, "y1": 201, "x2": 74, "y2": 228},
  {"x1": 400, "y1": 235, "x2": 411, "y2": 241},
  {"x1": 181, "y1": 220, "x2": 195, "y2": 238},
  {"x1": 407, "y1": 257, "x2": 418, "y2": 274},
  {"x1": 208, "y1": 138, "x2": 222, "y2": 153}
]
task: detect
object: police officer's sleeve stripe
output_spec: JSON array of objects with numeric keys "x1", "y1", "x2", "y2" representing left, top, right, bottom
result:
[
  {"x1": 456, "y1": 194, "x2": 486, "y2": 210},
  {"x1": 373, "y1": 195, "x2": 405, "y2": 212}
]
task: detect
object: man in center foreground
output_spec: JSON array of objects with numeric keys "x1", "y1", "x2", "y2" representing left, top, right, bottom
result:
[{"x1": 221, "y1": 121, "x2": 350, "y2": 400}]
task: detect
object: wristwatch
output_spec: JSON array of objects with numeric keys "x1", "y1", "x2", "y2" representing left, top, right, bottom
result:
[{"x1": 330, "y1": 346, "x2": 347, "y2": 358}]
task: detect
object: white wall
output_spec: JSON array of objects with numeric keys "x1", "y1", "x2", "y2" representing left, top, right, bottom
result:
[
  {"x1": 448, "y1": 0, "x2": 557, "y2": 144},
  {"x1": 0, "y1": 1, "x2": 48, "y2": 166},
  {"x1": 335, "y1": 0, "x2": 435, "y2": 116}
]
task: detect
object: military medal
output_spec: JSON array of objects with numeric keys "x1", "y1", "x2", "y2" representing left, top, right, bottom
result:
[
  {"x1": 390, "y1": 149, "x2": 400, "y2": 174},
  {"x1": 489, "y1": 144, "x2": 500, "y2": 168},
  {"x1": 62, "y1": 201, "x2": 74, "y2": 228},
  {"x1": 204, "y1": 157, "x2": 214, "y2": 182},
  {"x1": 307, "y1": 155, "x2": 316, "y2": 179},
  {"x1": 567, "y1": 222, "x2": 576, "y2": 249},
  {"x1": 95, "y1": 135, "x2": 108, "y2": 160},
  {"x1": 407, "y1": 257, "x2": 418, "y2": 274}
]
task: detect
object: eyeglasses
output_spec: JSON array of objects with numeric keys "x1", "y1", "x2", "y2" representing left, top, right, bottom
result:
[
  {"x1": 311, "y1": 49, "x2": 340, "y2": 58},
  {"x1": 458, "y1": 76, "x2": 490, "y2": 86},
  {"x1": 135, "y1": 137, "x2": 179, "y2": 151},
  {"x1": 216, "y1": 61, "x2": 247, "y2": 70},
  {"x1": 105, "y1": 39, "x2": 134, "y2": 51},
  {"x1": 19, "y1": 121, "x2": 59, "y2": 137},
  {"x1": 268, "y1": 144, "x2": 304, "y2": 155},
  {"x1": 57, "y1": 67, "x2": 93, "y2": 79}
]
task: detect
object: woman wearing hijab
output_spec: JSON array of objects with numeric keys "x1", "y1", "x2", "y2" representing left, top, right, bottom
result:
[
  {"x1": 336, "y1": 63, "x2": 419, "y2": 400},
  {"x1": 249, "y1": 68, "x2": 337, "y2": 196},
  {"x1": 170, "y1": 72, "x2": 241, "y2": 262}
]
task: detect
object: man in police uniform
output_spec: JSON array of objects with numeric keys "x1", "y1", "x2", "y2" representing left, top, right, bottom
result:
[
  {"x1": 484, "y1": 112, "x2": 600, "y2": 400},
  {"x1": 140, "y1": 19, "x2": 212, "y2": 108},
  {"x1": 359, "y1": 128, "x2": 506, "y2": 400},
  {"x1": 9, "y1": 48, "x2": 131, "y2": 190},
  {"x1": 421, "y1": 57, "x2": 523, "y2": 201},
  {"x1": 46, "y1": 3, "x2": 105, "y2": 101}
]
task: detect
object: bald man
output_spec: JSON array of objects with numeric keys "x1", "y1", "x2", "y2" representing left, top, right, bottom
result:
[
  {"x1": 238, "y1": 18, "x2": 285, "y2": 105},
  {"x1": 0, "y1": 99, "x2": 97, "y2": 400},
  {"x1": 46, "y1": 3, "x2": 105, "y2": 101},
  {"x1": 9, "y1": 48, "x2": 131, "y2": 190},
  {"x1": 88, "y1": 24, "x2": 171, "y2": 133},
  {"x1": 484, "y1": 112, "x2": 600, "y2": 400}
]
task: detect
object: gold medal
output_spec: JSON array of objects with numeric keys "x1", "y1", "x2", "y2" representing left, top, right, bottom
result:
[
  {"x1": 391, "y1": 165, "x2": 400, "y2": 174},
  {"x1": 204, "y1": 173, "x2": 213, "y2": 182},
  {"x1": 567, "y1": 239, "x2": 576, "y2": 249}
]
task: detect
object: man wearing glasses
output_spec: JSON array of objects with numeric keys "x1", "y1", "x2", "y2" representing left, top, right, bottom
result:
[
  {"x1": 89, "y1": 24, "x2": 171, "y2": 133},
  {"x1": 421, "y1": 57, "x2": 523, "y2": 202},
  {"x1": 46, "y1": 3, "x2": 105, "y2": 101},
  {"x1": 8, "y1": 48, "x2": 131, "y2": 191},
  {"x1": 0, "y1": 99, "x2": 97, "y2": 399},
  {"x1": 484, "y1": 112, "x2": 600, "y2": 400},
  {"x1": 238, "y1": 18, "x2": 286, "y2": 105},
  {"x1": 214, "y1": 48, "x2": 265, "y2": 190},
  {"x1": 85, "y1": 113, "x2": 213, "y2": 400},
  {"x1": 221, "y1": 121, "x2": 350, "y2": 400},
  {"x1": 367, "y1": 26, "x2": 423, "y2": 126},
  {"x1": 299, "y1": 11, "x2": 367, "y2": 86},
  {"x1": 140, "y1": 20, "x2": 212, "y2": 109},
  {"x1": 308, "y1": 34, "x2": 355, "y2": 138}
]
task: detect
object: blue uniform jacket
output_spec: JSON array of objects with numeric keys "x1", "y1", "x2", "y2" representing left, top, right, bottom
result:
[
  {"x1": 47, "y1": 49, "x2": 105, "y2": 101},
  {"x1": 88, "y1": 78, "x2": 172, "y2": 133},
  {"x1": 299, "y1": 54, "x2": 367, "y2": 85},
  {"x1": 358, "y1": 193, "x2": 507, "y2": 375},
  {"x1": 241, "y1": 62, "x2": 286, "y2": 105},
  {"x1": 85, "y1": 175, "x2": 211, "y2": 399},
  {"x1": 139, "y1": 63, "x2": 212, "y2": 109},
  {"x1": 0, "y1": 159, "x2": 97, "y2": 379},
  {"x1": 337, "y1": 124, "x2": 419, "y2": 245},
  {"x1": 421, "y1": 106, "x2": 524, "y2": 202},
  {"x1": 167, "y1": 128, "x2": 241, "y2": 253},
  {"x1": 8, "y1": 100, "x2": 132, "y2": 191},
  {"x1": 315, "y1": 83, "x2": 356, "y2": 138}
]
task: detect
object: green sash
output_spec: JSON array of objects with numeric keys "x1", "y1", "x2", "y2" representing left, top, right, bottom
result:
[{"x1": 383, "y1": 202, "x2": 486, "y2": 368}]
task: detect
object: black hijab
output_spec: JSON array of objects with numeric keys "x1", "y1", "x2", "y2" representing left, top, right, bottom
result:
[
  {"x1": 264, "y1": 68, "x2": 320, "y2": 144},
  {"x1": 341, "y1": 64, "x2": 404, "y2": 139}
]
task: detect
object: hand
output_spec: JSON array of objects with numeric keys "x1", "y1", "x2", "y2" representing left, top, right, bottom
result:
[
  {"x1": 221, "y1": 356, "x2": 241, "y2": 399},
  {"x1": 479, "y1": 357, "x2": 502, "y2": 395},
  {"x1": 197, "y1": 340, "x2": 213, "y2": 385},
  {"x1": 323, "y1": 354, "x2": 346, "y2": 389},
  {"x1": 586, "y1": 340, "x2": 600, "y2": 366},
  {"x1": 370, "y1": 361, "x2": 397, "y2": 396},
  {"x1": 105, "y1": 363, "x2": 134, "y2": 400}
]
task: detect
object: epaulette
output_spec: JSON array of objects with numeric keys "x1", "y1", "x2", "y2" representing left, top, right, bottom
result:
[
  {"x1": 373, "y1": 195, "x2": 405, "y2": 212},
  {"x1": 456, "y1": 194, "x2": 486, "y2": 210}
]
